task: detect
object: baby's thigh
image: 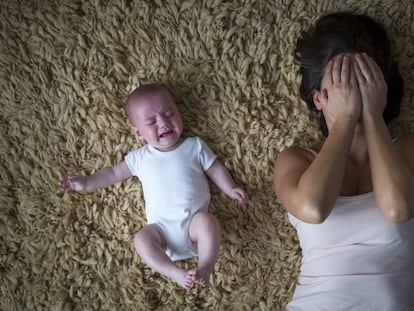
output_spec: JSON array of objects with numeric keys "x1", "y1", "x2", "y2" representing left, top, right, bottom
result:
[
  {"x1": 188, "y1": 211, "x2": 220, "y2": 242},
  {"x1": 134, "y1": 223, "x2": 167, "y2": 250}
]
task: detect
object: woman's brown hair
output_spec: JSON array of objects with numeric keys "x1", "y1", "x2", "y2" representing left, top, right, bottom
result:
[{"x1": 295, "y1": 12, "x2": 403, "y2": 136}]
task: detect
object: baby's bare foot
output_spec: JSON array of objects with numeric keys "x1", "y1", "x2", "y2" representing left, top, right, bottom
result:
[
  {"x1": 171, "y1": 269, "x2": 196, "y2": 289},
  {"x1": 194, "y1": 268, "x2": 212, "y2": 287}
]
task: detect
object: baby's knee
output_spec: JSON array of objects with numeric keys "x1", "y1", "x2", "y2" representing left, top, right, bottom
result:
[
  {"x1": 134, "y1": 224, "x2": 165, "y2": 250},
  {"x1": 134, "y1": 231, "x2": 146, "y2": 251},
  {"x1": 194, "y1": 211, "x2": 220, "y2": 231},
  {"x1": 206, "y1": 213, "x2": 220, "y2": 230}
]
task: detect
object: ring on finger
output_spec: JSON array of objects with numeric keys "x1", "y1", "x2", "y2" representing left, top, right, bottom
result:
[{"x1": 363, "y1": 70, "x2": 372, "y2": 77}]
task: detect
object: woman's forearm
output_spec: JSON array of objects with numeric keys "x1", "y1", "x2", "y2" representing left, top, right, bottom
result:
[
  {"x1": 364, "y1": 116, "x2": 414, "y2": 222},
  {"x1": 297, "y1": 117, "x2": 357, "y2": 222}
]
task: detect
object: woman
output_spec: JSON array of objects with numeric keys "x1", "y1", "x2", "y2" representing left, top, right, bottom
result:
[{"x1": 273, "y1": 12, "x2": 414, "y2": 310}]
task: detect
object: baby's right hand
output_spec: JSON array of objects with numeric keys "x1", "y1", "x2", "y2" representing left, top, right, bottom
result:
[
  {"x1": 230, "y1": 187, "x2": 248, "y2": 204},
  {"x1": 60, "y1": 175, "x2": 86, "y2": 192}
]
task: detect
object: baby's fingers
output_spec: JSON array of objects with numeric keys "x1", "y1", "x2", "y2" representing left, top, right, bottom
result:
[
  {"x1": 60, "y1": 175, "x2": 78, "y2": 192},
  {"x1": 233, "y1": 188, "x2": 248, "y2": 204},
  {"x1": 239, "y1": 195, "x2": 248, "y2": 204}
]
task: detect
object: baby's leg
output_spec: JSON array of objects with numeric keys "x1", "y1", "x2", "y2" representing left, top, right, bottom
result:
[
  {"x1": 134, "y1": 224, "x2": 196, "y2": 289},
  {"x1": 188, "y1": 211, "x2": 220, "y2": 287}
]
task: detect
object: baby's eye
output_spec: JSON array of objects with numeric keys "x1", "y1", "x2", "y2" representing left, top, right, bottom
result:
[
  {"x1": 146, "y1": 120, "x2": 156, "y2": 126},
  {"x1": 165, "y1": 111, "x2": 174, "y2": 118}
]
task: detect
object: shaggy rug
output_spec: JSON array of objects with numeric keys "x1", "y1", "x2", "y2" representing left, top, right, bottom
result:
[{"x1": 1, "y1": 0, "x2": 414, "y2": 310}]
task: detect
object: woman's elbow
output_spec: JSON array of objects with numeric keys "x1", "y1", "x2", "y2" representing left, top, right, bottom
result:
[
  {"x1": 383, "y1": 206, "x2": 413, "y2": 223},
  {"x1": 294, "y1": 201, "x2": 332, "y2": 224},
  {"x1": 380, "y1": 194, "x2": 414, "y2": 223}
]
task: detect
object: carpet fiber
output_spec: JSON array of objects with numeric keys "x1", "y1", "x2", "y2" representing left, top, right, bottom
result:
[{"x1": 1, "y1": 0, "x2": 414, "y2": 310}]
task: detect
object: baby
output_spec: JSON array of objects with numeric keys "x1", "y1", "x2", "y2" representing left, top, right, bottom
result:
[{"x1": 61, "y1": 83, "x2": 248, "y2": 289}]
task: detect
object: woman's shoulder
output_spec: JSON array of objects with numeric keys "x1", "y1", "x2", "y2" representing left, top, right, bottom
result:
[
  {"x1": 274, "y1": 142, "x2": 324, "y2": 186},
  {"x1": 277, "y1": 141, "x2": 324, "y2": 162}
]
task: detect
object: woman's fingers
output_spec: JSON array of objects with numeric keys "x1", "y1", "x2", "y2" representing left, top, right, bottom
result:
[
  {"x1": 353, "y1": 53, "x2": 388, "y2": 118},
  {"x1": 341, "y1": 55, "x2": 351, "y2": 83},
  {"x1": 355, "y1": 53, "x2": 383, "y2": 82},
  {"x1": 324, "y1": 58, "x2": 334, "y2": 85},
  {"x1": 356, "y1": 54, "x2": 372, "y2": 81},
  {"x1": 332, "y1": 55, "x2": 343, "y2": 84},
  {"x1": 354, "y1": 53, "x2": 387, "y2": 87},
  {"x1": 330, "y1": 55, "x2": 353, "y2": 84}
]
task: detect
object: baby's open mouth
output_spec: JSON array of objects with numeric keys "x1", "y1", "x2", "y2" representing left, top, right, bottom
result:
[{"x1": 160, "y1": 130, "x2": 173, "y2": 138}]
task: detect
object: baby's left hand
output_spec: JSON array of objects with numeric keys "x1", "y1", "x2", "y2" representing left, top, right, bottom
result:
[{"x1": 230, "y1": 187, "x2": 248, "y2": 204}]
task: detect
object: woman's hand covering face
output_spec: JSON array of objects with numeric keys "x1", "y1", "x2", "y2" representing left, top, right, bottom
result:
[
  {"x1": 354, "y1": 53, "x2": 388, "y2": 120},
  {"x1": 319, "y1": 55, "x2": 362, "y2": 125}
]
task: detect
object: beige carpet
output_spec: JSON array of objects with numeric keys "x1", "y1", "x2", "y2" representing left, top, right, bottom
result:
[{"x1": 1, "y1": 0, "x2": 414, "y2": 310}]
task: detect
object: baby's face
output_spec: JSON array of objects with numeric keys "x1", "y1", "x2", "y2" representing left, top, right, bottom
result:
[{"x1": 129, "y1": 90, "x2": 184, "y2": 152}]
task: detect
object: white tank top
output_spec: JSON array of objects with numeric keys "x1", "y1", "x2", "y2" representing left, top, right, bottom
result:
[{"x1": 286, "y1": 149, "x2": 414, "y2": 310}]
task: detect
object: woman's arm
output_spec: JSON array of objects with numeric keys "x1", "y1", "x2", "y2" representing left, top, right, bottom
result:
[
  {"x1": 274, "y1": 118, "x2": 355, "y2": 224},
  {"x1": 274, "y1": 55, "x2": 361, "y2": 223},
  {"x1": 355, "y1": 54, "x2": 414, "y2": 222},
  {"x1": 363, "y1": 118, "x2": 414, "y2": 222}
]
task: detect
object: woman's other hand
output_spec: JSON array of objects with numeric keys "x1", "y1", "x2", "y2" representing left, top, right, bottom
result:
[{"x1": 354, "y1": 53, "x2": 388, "y2": 121}]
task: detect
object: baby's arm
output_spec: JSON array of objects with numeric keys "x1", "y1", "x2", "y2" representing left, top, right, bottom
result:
[
  {"x1": 205, "y1": 159, "x2": 248, "y2": 204},
  {"x1": 61, "y1": 161, "x2": 132, "y2": 192}
]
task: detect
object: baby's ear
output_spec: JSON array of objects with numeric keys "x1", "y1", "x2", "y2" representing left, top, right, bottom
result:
[
  {"x1": 131, "y1": 127, "x2": 142, "y2": 140},
  {"x1": 312, "y1": 89, "x2": 327, "y2": 111}
]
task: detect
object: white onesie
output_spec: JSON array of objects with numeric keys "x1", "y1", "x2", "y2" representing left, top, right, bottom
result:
[{"x1": 124, "y1": 136, "x2": 216, "y2": 261}]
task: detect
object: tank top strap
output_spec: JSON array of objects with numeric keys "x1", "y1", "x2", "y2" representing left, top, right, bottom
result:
[{"x1": 301, "y1": 147, "x2": 318, "y2": 157}]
